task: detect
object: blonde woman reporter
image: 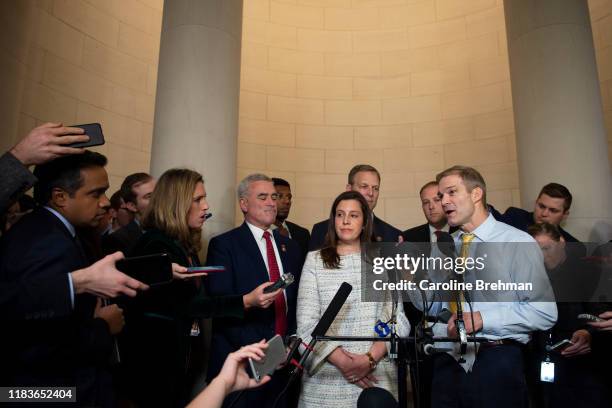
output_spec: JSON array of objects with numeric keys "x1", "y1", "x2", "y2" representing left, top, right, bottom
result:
[{"x1": 120, "y1": 169, "x2": 280, "y2": 407}]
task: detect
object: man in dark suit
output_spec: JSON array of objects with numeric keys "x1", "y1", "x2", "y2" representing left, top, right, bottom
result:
[
  {"x1": 403, "y1": 181, "x2": 458, "y2": 243},
  {"x1": 0, "y1": 151, "x2": 126, "y2": 407},
  {"x1": 272, "y1": 177, "x2": 310, "y2": 259},
  {"x1": 489, "y1": 182, "x2": 585, "y2": 258},
  {"x1": 102, "y1": 172, "x2": 155, "y2": 255},
  {"x1": 490, "y1": 182, "x2": 579, "y2": 242},
  {"x1": 0, "y1": 124, "x2": 147, "y2": 321},
  {"x1": 206, "y1": 173, "x2": 303, "y2": 408},
  {"x1": 309, "y1": 164, "x2": 401, "y2": 250}
]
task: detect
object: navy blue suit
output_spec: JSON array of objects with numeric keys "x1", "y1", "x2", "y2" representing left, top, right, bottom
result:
[
  {"x1": 489, "y1": 205, "x2": 586, "y2": 257},
  {"x1": 205, "y1": 222, "x2": 303, "y2": 408},
  {"x1": 489, "y1": 205, "x2": 578, "y2": 242},
  {"x1": 0, "y1": 208, "x2": 114, "y2": 407},
  {"x1": 309, "y1": 215, "x2": 401, "y2": 251}
]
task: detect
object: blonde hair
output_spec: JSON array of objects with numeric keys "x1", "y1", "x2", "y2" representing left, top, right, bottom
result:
[{"x1": 142, "y1": 168, "x2": 203, "y2": 254}]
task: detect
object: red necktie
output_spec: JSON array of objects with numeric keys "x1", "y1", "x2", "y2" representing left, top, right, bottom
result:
[{"x1": 263, "y1": 231, "x2": 287, "y2": 336}]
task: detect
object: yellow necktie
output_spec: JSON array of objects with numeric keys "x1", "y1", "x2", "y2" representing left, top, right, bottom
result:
[{"x1": 449, "y1": 233, "x2": 476, "y2": 314}]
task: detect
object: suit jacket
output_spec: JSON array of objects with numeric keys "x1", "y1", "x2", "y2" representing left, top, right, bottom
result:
[
  {"x1": 101, "y1": 219, "x2": 142, "y2": 256},
  {"x1": 402, "y1": 223, "x2": 459, "y2": 243},
  {"x1": 0, "y1": 152, "x2": 37, "y2": 215},
  {"x1": 205, "y1": 222, "x2": 303, "y2": 407},
  {"x1": 0, "y1": 208, "x2": 114, "y2": 407},
  {"x1": 309, "y1": 215, "x2": 401, "y2": 251},
  {"x1": 121, "y1": 228, "x2": 244, "y2": 407},
  {"x1": 286, "y1": 220, "x2": 310, "y2": 259},
  {"x1": 400, "y1": 223, "x2": 457, "y2": 333},
  {"x1": 489, "y1": 205, "x2": 586, "y2": 257}
]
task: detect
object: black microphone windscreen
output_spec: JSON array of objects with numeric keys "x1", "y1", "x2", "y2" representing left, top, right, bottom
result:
[
  {"x1": 311, "y1": 282, "x2": 352, "y2": 337},
  {"x1": 436, "y1": 231, "x2": 456, "y2": 258},
  {"x1": 357, "y1": 387, "x2": 398, "y2": 408}
]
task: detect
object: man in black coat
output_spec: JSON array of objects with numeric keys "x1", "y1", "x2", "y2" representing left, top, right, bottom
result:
[
  {"x1": 102, "y1": 172, "x2": 156, "y2": 255},
  {"x1": 309, "y1": 164, "x2": 401, "y2": 250},
  {"x1": 489, "y1": 182, "x2": 585, "y2": 257},
  {"x1": 0, "y1": 123, "x2": 147, "y2": 321},
  {"x1": 272, "y1": 177, "x2": 311, "y2": 259},
  {"x1": 490, "y1": 183, "x2": 580, "y2": 242},
  {"x1": 206, "y1": 174, "x2": 303, "y2": 408},
  {"x1": 0, "y1": 151, "x2": 125, "y2": 407}
]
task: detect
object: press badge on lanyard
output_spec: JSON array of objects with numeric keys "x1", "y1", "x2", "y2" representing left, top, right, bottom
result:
[
  {"x1": 540, "y1": 332, "x2": 554, "y2": 383},
  {"x1": 190, "y1": 320, "x2": 201, "y2": 337}
]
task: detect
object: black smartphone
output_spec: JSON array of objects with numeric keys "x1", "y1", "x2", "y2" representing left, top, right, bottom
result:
[
  {"x1": 116, "y1": 253, "x2": 173, "y2": 286},
  {"x1": 67, "y1": 123, "x2": 105, "y2": 148}
]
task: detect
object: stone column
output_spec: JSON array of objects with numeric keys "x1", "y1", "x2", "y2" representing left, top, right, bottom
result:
[
  {"x1": 150, "y1": 0, "x2": 243, "y2": 242},
  {"x1": 504, "y1": 0, "x2": 612, "y2": 241}
]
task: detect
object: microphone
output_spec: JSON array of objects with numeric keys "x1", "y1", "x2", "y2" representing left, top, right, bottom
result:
[
  {"x1": 273, "y1": 283, "x2": 352, "y2": 408},
  {"x1": 205, "y1": 213, "x2": 212, "y2": 219},
  {"x1": 423, "y1": 343, "x2": 453, "y2": 356},
  {"x1": 435, "y1": 231, "x2": 468, "y2": 356},
  {"x1": 311, "y1": 282, "x2": 352, "y2": 337},
  {"x1": 263, "y1": 273, "x2": 295, "y2": 293},
  {"x1": 357, "y1": 387, "x2": 398, "y2": 408},
  {"x1": 290, "y1": 282, "x2": 352, "y2": 376}
]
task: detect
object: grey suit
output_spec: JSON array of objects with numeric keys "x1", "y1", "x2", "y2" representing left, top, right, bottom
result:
[{"x1": 0, "y1": 152, "x2": 37, "y2": 215}]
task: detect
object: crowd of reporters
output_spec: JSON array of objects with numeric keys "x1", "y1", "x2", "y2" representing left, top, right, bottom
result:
[{"x1": 1, "y1": 122, "x2": 611, "y2": 408}]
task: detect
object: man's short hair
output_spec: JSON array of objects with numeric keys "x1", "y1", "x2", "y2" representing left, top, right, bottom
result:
[
  {"x1": 272, "y1": 177, "x2": 290, "y2": 189},
  {"x1": 109, "y1": 190, "x2": 124, "y2": 211},
  {"x1": 436, "y1": 165, "x2": 487, "y2": 207},
  {"x1": 33, "y1": 151, "x2": 108, "y2": 205},
  {"x1": 347, "y1": 164, "x2": 380, "y2": 185},
  {"x1": 538, "y1": 183, "x2": 572, "y2": 211},
  {"x1": 237, "y1": 173, "x2": 272, "y2": 199},
  {"x1": 120, "y1": 172, "x2": 153, "y2": 205},
  {"x1": 528, "y1": 222, "x2": 562, "y2": 241},
  {"x1": 419, "y1": 181, "x2": 438, "y2": 196}
]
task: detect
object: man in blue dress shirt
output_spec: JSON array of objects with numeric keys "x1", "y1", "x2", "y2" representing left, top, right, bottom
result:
[{"x1": 424, "y1": 165, "x2": 557, "y2": 408}]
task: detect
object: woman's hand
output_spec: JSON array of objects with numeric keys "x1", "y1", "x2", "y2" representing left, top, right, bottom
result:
[
  {"x1": 328, "y1": 348, "x2": 378, "y2": 388},
  {"x1": 171, "y1": 263, "x2": 204, "y2": 280},
  {"x1": 217, "y1": 340, "x2": 271, "y2": 393},
  {"x1": 342, "y1": 350, "x2": 378, "y2": 388}
]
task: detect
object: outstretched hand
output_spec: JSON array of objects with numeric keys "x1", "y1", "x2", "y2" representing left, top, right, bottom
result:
[{"x1": 216, "y1": 340, "x2": 271, "y2": 394}]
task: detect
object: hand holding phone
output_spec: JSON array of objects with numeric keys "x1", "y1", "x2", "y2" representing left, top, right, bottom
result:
[
  {"x1": 248, "y1": 335, "x2": 287, "y2": 382},
  {"x1": 116, "y1": 253, "x2": 172, "y2": 286},
  {"x1": 67, "y1": 123, "x2": 105, "y2": 148}
]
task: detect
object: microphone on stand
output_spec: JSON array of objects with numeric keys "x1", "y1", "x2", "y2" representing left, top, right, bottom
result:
[
  {"x1": 435, "y1": 232, "x2": 468, "y2": 358},
  {"x1": 271, "y1": 282, "x2": 353, "y2": 408}
]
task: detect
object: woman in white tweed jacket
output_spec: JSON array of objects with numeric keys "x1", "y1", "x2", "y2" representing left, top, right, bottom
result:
[{"x1": 297, "y1": 191, "x2": 409, "y2": 408}]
